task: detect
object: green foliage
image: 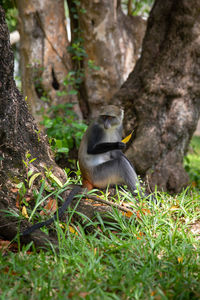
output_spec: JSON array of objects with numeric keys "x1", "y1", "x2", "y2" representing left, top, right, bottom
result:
[
  {"x1": 41, "y1": 103, "x2": 87, "y2": 157},
  {"x1": 88, "y1": 59, "x2": 101, "y2": 72},
  {"x1": 63, "y1": 71, "x2": 82, "y2": 93},
  {"x1": 122, "y1": 0, "x2": 154, "y2": 17},
  {"x1": 6, "y1": 8, "x2": 17, "y2": 32},
  {"x1": 67, "y1": 39, "x2": 86, "y2": 90},
  {"x1": 134, "y1": 0, "x2": 154, "y2": 16},
  {"x1": 67, "y1": 0, "x2": 100, "y2": 88},
  {"x1": 184, "y1": 136, "x2": 200, "y2": 189},
  {"x1": 68, "y1": 41, "x2": 87, "y2": 62},
  {"x1": 1, "y1": 0, "x2": 15, "y2": 11},
  {"x1": 8, "y1": 149, "x2": 82, "y2": 223},
  {"x1": 2, "y1": 2, "x2": 18, "y2": 32}
]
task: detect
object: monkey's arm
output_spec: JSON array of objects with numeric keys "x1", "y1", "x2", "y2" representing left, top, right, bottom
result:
[
  {"x1": 88, "y1": 142, "x2": 125, "y2": 154},
  {"x1": 21, "y1": 186, "x2": 82, "y2": 236},
  {"x1": 87, "y1": 125, "x2": 125, "y2": 155}
]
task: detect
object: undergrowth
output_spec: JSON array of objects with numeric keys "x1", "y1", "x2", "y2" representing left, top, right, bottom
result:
[
  {"x1": 0, "y1": 188, "x2": 199, "y2": 299},
  {"x1": 184, "y1": 136, "x2": 200, "y2": 189},
  {"x1": 0, "y1": 137, "x2": 200, "y2": 300}
]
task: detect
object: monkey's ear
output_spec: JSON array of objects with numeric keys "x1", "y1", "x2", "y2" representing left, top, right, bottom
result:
[{"x1": 121, "y1": 131, "x2": 134, "y2": 144}]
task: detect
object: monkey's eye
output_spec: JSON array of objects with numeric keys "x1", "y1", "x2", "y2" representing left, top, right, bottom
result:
[
  {"x1": 100, "y1": 115, "x2": 107, "y2": 122},
  {"x1": 99, "y1": 115, "x2": 117, "y2": 128},
  {"x1": 101, "y1": 115, "x2": 114, "y2": 121}
]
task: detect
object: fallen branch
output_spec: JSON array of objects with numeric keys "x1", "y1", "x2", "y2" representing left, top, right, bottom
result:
[{"x1": 85, "y1": 194, "x2": 135, "y2": 214}]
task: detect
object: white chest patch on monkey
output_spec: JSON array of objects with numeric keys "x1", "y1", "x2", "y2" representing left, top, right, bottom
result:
[{"x1": 86, "y1": 152, "x2": 111, "y2": 167}]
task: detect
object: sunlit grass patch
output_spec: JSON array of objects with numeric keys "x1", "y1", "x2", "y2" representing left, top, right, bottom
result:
[{"x1": 0, "y1": 185, "x2": 200, "y2": 299}]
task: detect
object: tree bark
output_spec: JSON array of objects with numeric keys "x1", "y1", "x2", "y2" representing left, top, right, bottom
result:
[
  {"x1": 16, "y1": 0, "x2": 81, "y2": 122},
  {"x1": 114, "y1": 0, "x2": 200, "y2": 193},
  {"x1": 67, "y1": 0, "x2": 146, "y2": 116},
  {"x1": 0, "y1": 5, "x2": 65, "y2": 243}
]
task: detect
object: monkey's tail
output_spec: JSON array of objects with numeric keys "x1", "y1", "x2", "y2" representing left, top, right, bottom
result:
[{"x1": 21, "y1": 185, "x2": 82, "y2": 236}]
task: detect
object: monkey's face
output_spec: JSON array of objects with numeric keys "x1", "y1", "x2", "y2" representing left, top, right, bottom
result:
[
  {"x1": 98, "y1": 105, "x2": 124, "y2": 130},
  {"x1": 98, "y1": 115, "x2": 118, "y2": 129}
]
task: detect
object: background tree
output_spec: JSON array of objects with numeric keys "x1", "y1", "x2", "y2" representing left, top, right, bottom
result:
[
  {"x1": 67, "y1": 0, "x2": 146, "y2": 116},
  {"x1": 114, "y1": 0, "x2": 200, "y2": 192},
  {"x1": 16, "y1": 0, "x2": 81, "y2": 122}
]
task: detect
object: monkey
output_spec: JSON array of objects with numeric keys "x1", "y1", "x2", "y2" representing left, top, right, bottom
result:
[
  {"x1": 78, "y1": 105, "x2": 141, "y2": 196},
  {"x1": 21, "y1": 105, "x2": 149, "y2": 236}
]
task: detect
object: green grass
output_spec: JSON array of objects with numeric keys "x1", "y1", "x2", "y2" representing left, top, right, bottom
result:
[
  {"x1": 185, "y1": 136, "x2": 200, "y2": 189},
  {"x1": 0, "y1": 137, "x2": 200, "y2": 300},
  {"x1": 1, "y1": 189, "x2": 200, "y2": 299}
]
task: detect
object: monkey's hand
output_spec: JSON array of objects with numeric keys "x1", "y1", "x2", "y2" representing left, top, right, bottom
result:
[{"x1": 118, "y1": 142, "x2": 126, "y2": 150}]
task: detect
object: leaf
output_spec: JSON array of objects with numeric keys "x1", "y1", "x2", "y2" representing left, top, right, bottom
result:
[
  {"x1": 29, "y1": 158, "x2": 37, "y2": 164},
  {"x1": 170, "y1": 205, "x2": 179, "y2": 211},
  {"x1": 192, "y1": 181, "x2": 197, "y2": 187},
  {"x1": 136, "y1": 211, "x2": 141, "y2": 219},
  {"x1": 121, "y1": 131, "x2": 134, "y2": 144},
  {"x1": 17, "y1": 182, "x2": 25, "y2": 189},
  {"x1": 178, "y1": 256, "x2": 183, "y2": 263},
  {"x1": 16, "y1": 193, "x2": 20, "y2": 208},
  {"x1": 3, "y1": 266, "x2": 18, "y2": 276},
  {"x1": 10, "y1": 188, "x2": 19, "y2": 193},
  {"x1": 136, "y1": 232, "x2": 144, "y2": 240},
  {"x1": 0, "y1": 240, "x2": 10, "y2": 250},
  {"x1": 69, "y1": 225, "x2": 78, "y2": 235},
  {"x1": 69, "y1": 89, "x2": 78, "y2": 95},
  {"x1": 29, "y1": 172, "x2": 41, "y2": 188},
  {"x1": 78, "y1": 292, "x2": 90, "y2": 298},
  {"x1": 48, "y1": 172, "x2": 63, "y2": 187},
  {"x1": 122, "y1": 211, "x2": 133, "y2": 218},
  {"x1": 141, "y1": 208, "x2": 151, "y2": 215},
  {"x1": 22, "y1": 206, "x2": 29, "y2": 218},
  {"x1": 0, "y1": 240, "x2": 19, "y2": 254},
  {"x1": 40, "y1": 198, "x2": 57, "y2": 216},
  {"x1": 59, "y1": 223, "x2": 66, "y2": 229},
  {"x1": 136, "y1": 208, "x2": 151, "y2": 219},
  {"x1": 27, "y1": 170, "x2": 34, "y2": 178},
  {"x1": 57, "y1": 147, "x2": 69, "y2": 154},
  {"x1": 25, "y1": 196, "x2": 31, "y2": 202}
]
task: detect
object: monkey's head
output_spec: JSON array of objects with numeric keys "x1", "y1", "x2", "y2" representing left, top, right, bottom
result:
[{"x1": 98, "y1": 105, "x2": 124, "y2": 130}]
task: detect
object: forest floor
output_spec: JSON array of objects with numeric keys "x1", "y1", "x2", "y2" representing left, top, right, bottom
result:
[{"x1": 0, "y1": 137, "x2": 200, "y2": 300}]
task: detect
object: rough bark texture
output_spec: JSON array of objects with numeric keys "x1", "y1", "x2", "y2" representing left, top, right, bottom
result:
[
  {"x1": 68, "y1": 0, "x2": 146, "y2": 117},
  {"x1": 0, "y1": 5, "x2": 65, "y2": 245},
  {"x1": 114, "y1": 0, "x2": 200, "y2": 193},
  {"x1": 17, "y1": 0, "x2": 81, "y2": 122}
]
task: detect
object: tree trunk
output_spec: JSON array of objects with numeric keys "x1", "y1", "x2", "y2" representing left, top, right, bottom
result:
[
  {"x1": 67, "y1": 0, "x2": 146, "y2": 117},
  {"x1": 114, "y1": 0, "x2": 200, "y2": 193},
  {"x1": 17, "y1": 0, "x2": 81, "y2": 122},
  {"x1": 0, "y1": 5, "x2": 65, "y2": 244}
]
